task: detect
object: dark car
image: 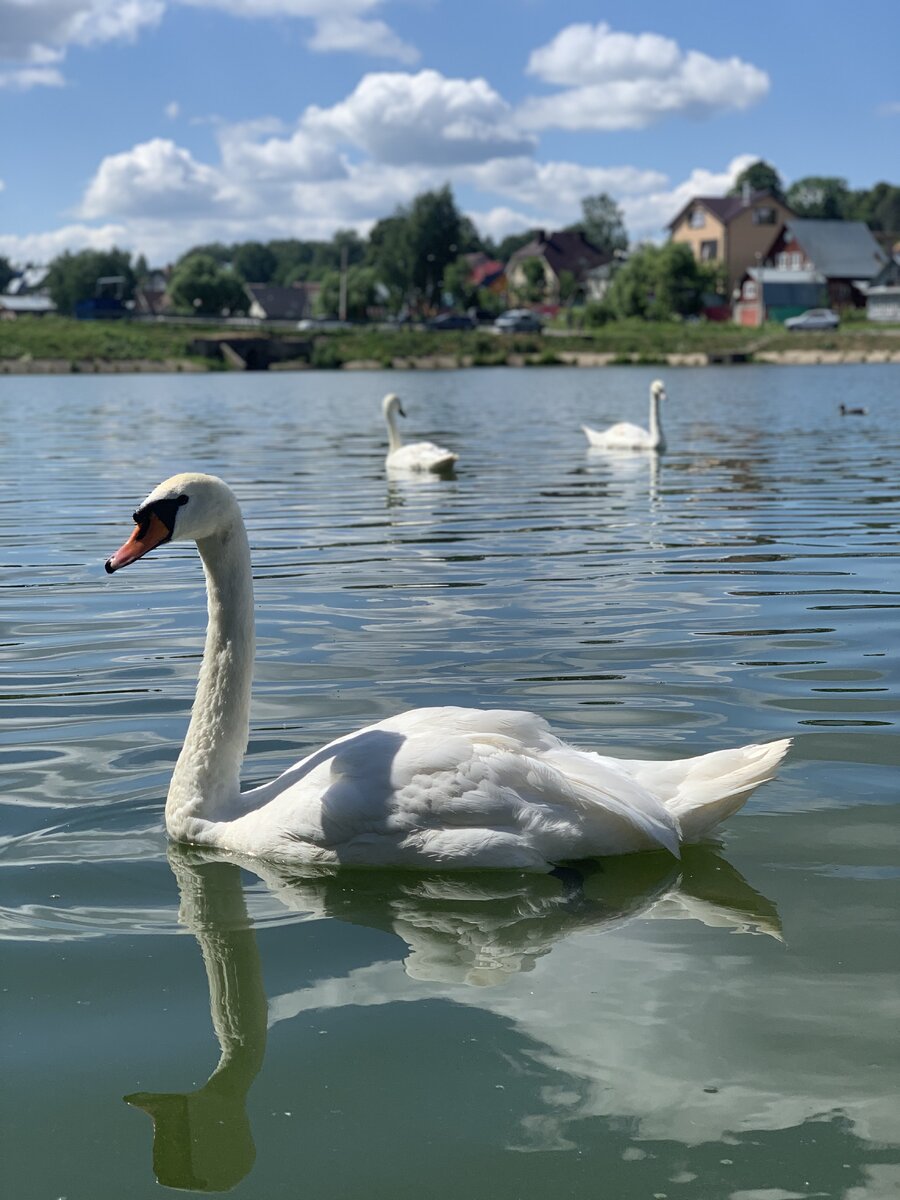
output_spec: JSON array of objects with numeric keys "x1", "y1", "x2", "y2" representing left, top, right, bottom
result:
[{"x1": 426, "y1": 312, "x2": 476, "y2": 331}]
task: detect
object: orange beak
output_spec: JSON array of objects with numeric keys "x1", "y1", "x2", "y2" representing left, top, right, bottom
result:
[{"x1": 105, "y1": 512, "x2": 171, "y2": 573}]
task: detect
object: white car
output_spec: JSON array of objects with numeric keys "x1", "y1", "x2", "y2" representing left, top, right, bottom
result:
[
  {"x1": 492, "y1": 309, "x2": 544, "y2": 333},
  {"x1": 784, "y1": 308, "x2": 840, "y2": 331}
]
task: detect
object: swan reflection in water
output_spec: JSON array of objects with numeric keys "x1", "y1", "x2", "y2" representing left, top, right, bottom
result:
[{"x1": 126, "y1": 845, "x2": 780, "y2": 1191}]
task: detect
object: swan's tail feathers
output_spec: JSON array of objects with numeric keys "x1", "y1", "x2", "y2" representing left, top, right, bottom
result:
[
  {"x1": 625, "y1": 739, "x2": 792, "y2": 843},
  {"x1": 582, "y1": 424, "x2": 602, "y2": 446},
  {"x1": 430, "y1": 452, "x2": 459, "y2": 473}
]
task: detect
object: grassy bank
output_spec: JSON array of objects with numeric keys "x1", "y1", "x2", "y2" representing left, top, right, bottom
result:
[{"x1": 1, "y1": 314, "x2": 898, "y2": 372}]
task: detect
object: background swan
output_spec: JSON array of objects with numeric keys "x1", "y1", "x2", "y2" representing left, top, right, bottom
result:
[
  {"x1": 105, "y1": 472, "x2": 789, "y2": 872},
  {"x1": 583, "y1": 379, "x2": 667, "y2": 451},
  {"x1": 383, "y1": 392, "x2": 458, "y2": 473}
]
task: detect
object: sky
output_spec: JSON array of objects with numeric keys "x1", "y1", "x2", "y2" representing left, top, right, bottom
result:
[{"x1": 1, "y1": 0, "x2": 898, "y2": 267}]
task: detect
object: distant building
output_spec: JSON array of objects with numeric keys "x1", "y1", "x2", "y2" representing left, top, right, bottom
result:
[
  {"x1": 667, "y1": 188, "x2": 793, "y2": 296},
  {"x1": 463, "y1": 252, "x2": 505, "y2": 294},
  {"x1": 760, "y1": 220, "x2": 887, "y2": 309},
  {"x1": 865, "y1": 256, "x2": 900, "y2": 323},
  {"x1": 244, "y1": 282, "x2": 320, "y2": 322},
  {"x1": 0, "y1": 294, "x2": 56, "y2": 318},
  {"x1": 506, "y1": 230, "x2": 610, "y2": 305},
  {"x1": 733, "y1": 268, "x2": 827, "y2": 327},
  {"x1": 132, "y1": 268, "x2": 171, "y2": 316}
]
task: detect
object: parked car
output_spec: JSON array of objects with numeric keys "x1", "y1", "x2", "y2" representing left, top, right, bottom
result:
[
  {"x1": 493, "y1": 308, "x2": 544, "y2": 333},
  {"x1": 425, "y1": 312, "x2": 476, "y2": 331},
  {"x1": 296, "y1": 317, "x2": 352, "y2": 331},
  {"x1": 784, "y1": 308, "x2": 840, "y2": 331}
]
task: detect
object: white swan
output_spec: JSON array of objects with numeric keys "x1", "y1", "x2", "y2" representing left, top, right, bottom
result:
[
  {"x1": 383, "y1": 392, "x2": 458, "y2": 473},
  {"x1": 105, "y1": 472, "x2": 789, "y2": 872},
  {"x1": 583, "y1": 379, "x2": 667, "y2": 451}
]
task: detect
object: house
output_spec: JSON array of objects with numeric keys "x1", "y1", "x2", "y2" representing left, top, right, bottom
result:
[
  {"x1": 759, "y1": 220, "x2": 887, "y2": 309},
  {"x1": 132, "y1": 268, "x2": 171, "y2": 316},
  {"x1": 865, "y1": 256, "x2": 900, "y2": 323},
  {"x1": 463, "y1": 252, "x2": 505, "y2": 294},
  {"x1": 1, "y1": 265, "x2": 56, "y2": 317},
  {"x1": 733, "y1": 267, "x2": 827, "y2": 327},
  {"x1": 667, "y1": 188, "x2": 793, "y2": 296},
  {"x1": 244, "y1": 282, "x2": 321, "y2": 322},
  {"x1": 0, "y1": 294, "x2": 56, "y2": 319},
  {"x1": 506, "y1": 231, "x2": 610, "y2": 305}
]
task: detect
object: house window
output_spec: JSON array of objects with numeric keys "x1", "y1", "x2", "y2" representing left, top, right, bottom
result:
[
  {"x1": 700, "y1": 240, "x2": 718, "y2": 261},
  {"x1": 744, "y1": 281, "x2": 758, "y2": 300},
  {"x1": 689, "y1": 208, "x2": 705, "y2": 228},
  {"x1": 777, "y1": 252, "x2": 789, "y2": 269},
  {"x1": 753, "y1": 206, "x2": 776, "y2": 224},
  {"x1": 790, "y1": 252, "x2": 802, "y2": 269}
]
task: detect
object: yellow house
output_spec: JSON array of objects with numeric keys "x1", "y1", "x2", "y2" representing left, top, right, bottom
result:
[{"x1": 668, "y1": 189, "x2": 794, "y2": 297}]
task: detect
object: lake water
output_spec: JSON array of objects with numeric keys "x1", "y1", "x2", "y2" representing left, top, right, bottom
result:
[{"x1": 2, "y1": 364, "x2": 898, "y2": 1199}]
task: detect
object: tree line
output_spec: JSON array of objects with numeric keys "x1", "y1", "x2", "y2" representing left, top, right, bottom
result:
[{"x1": 6, "y1": 165, "x2": 897, "y2": 321}]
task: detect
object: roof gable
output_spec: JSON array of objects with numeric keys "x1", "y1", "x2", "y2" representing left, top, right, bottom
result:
[
  {"x1": 668, "y1": 190, "x2": 786, "y2": 230},
  {"x1": 785, "y1": 220, "x2": 887, "y2": 279},
  {"x1": 508, "y1": 230, "x2": 610, "y2": 279},
  {"x1": 244, "y1": 283, "x2": 319, "y2": 319}
]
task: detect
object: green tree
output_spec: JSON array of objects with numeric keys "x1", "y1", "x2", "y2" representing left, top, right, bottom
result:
[
  {"x1": 730, "y1": 160, "x2": 784, "y2": 199},
  {"x1": 787, "y1": 176, "x2": 852, "y2": 219},
  {"x1": 368, "y1": 185, "x2": 466, "y2": 312},
  {"x1": 407, "y1": 185, "x2": 464, "y2": 308},
  {"x1": 46, "y1": 248, "x2": 136, "y2": 315},
  {"x1": 0, "y1": 256, "x2": 14, "y2": 292},
  {"x1": 850, "y1": 182, "x2": 900, "y2": 231},
  {"x1": 571, "y1": 193, "x2": 628, "y2": 258},
  {"x1": 520, "y1": 257, "x2": 547, "y2": 302},
  {"x1": 176, "y1": 242, "x2": 233, "y2": 267},
  {"x1": 443, "y1": 254, "x2": 478, "y2": 310},
  {"x1": 168, "y1": 254, "x2": 247, "y2": 315},
  {"x1": 316, "y1": 265, "x2": 378, "y2": 319},
  {"x1": 232, "y1": 242, "x2": 277, "y2": 283},
  {"x1": 607, "y1": 243, "x2": 712, "y2": 320},
  {"x1": 367, "y1": 214, "x2": 415, "y2": 309}
]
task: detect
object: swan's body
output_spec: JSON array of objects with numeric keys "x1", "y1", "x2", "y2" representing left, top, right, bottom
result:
[
  {"x1": 106, "y1": 473, "x2": 789, "y2": 872},
  {"x1": 839, "y1": 403, "x2": 867, "y2": 416},
  {"x1": 383, "y1": 392, "x2": 458, "y2": 473},
  {"x1": 583, "y1": 379, "x2": 667, "y2": 451}
]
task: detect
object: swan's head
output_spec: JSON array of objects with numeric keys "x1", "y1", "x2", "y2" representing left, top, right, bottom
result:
[
  {"x1": 651, "y1": 379, "x2": 667, "y2": 401},
  {"x1": 383, "y1": 392, "x2": 406, "y2": 419},
  {"x1": 105, "y1": 472, "x2": 240, "y2": 573}
]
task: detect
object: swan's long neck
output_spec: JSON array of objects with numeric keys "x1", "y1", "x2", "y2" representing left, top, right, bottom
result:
[
  {"x1": 385, "y1": 405, "x2": 403, "y2": 453},
  {"x1": 167, "y1": 516, "x2": 255, "y2": 838},
  {"x1": 649, "y1": 391, "x2": 665, "y2": 450}
]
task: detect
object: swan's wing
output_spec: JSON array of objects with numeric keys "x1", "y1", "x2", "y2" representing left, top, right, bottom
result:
[
  {"x1": 230, "y1": 707, "x2": 679, "y2": 869},
  {"x1": 387, "y1": 442, "x2": 458, "y2": 471},
  {"x1": 584, "y1": 421, "x2": 652, "y2": 448}
]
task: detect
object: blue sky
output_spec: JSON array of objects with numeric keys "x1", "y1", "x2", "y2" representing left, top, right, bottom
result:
[{"x1": 1, "y1": 1, "x2": 898, "y2": 266}]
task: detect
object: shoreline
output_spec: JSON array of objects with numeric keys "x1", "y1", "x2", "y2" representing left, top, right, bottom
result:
[{"x1": 2, "y1": 347, "x2": 899, "y2": 375}]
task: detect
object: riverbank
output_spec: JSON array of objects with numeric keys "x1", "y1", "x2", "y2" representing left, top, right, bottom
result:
[{"x1": 2, "y1": 315, "x2": 898, "y2": 374}]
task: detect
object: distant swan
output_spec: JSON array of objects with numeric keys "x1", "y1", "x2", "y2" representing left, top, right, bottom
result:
[
  {"x1": 839, "y1": 403, "x2": 867, "y2": 416},
  {"x1": 583, "y1": 379, "x2": 667, "y2": 451},
  {"x1": 105, "y1": 472, "x2": 790, "y2": 872},
  {"x1": 383, "y1": 392, "x2": 458, "y2": 473}
]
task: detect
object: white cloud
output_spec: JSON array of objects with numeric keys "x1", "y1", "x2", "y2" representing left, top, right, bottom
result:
[
  {"x1": 619, "y1": 154, "x2": 760, "y2": 240},
  {"x1": 877, "y1": 100, "x2": 900, "y2": 116},
  {"x1": 165, "y1": 99, "x2": 180, "y2": 119},
  {"x1": 79, "y1": 137, "x2": 226, "y2": 219},
  {"x1": 520, "y1": 22, "x2": 769, "y2": 131},
  {"x1": 0, "y1": 0, "x2": 416, "y2": 89},
  {"x1": 0, "y1": 222, "x2": 130, "y2": 264},
  {"x1": 466, "y1": 158, "x2": 667, "y2": 216},
  {"x1": 216, "y1": 118, "x2": 345, "y2": 184},
  {"x1": 307, "y1": 15, "x2": 418, "y2": 63},
  {"x1": 304, "y1": 70, "x2": 535, "y2": 166},
  {"x1": 0, "y1": 0, "x2": 164, "y2": 89}
]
